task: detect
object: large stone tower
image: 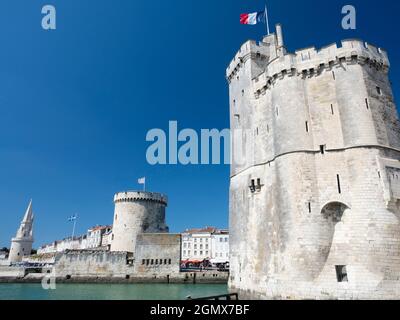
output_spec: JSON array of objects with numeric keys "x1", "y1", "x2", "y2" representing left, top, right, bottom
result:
[
  {"x1": 227, "y1": 24, "x2": 400, "y2": 299},
  {"x1": 9, "y1": 200, "x2": 34, "y2": 264},
  {"x1": 110, "y1": 191, "x2": 169, "y2": 254}
]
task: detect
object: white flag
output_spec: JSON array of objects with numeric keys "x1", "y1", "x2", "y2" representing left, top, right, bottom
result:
[{"x1": 138, "y1": 177, "x2": 146, "y2": 185}]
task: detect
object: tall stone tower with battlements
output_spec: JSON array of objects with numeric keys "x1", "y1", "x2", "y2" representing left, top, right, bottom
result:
[
  {"x1": 9, "y1": 200, "x2": 34, "y2": 264},
  {"x1": 110, "y1": 191, "x2": 169, "y2": 254},
  {"x1": 227, "y1": 24, "x2": 400, "y2": 299}
]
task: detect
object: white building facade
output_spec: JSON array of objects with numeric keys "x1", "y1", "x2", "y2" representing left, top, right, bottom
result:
[
  {"x1": 37, "y1": 235, "x2": 87, "y2": 254},
  {"x1": 0, "y1": 251, "x2": 8, "y2": 260},
  {"x1": 181, "y1": 227, "x2": 229, "y2": 264},
  {"x1": 211, "y1": 230, "x2": 229, "y2": 264},
  {"x1": 37, "y1": 225, "x2": 111, "y2": 254},
  {"x1": 86, "y1": 225, "x2": 112, "y2": 249},
  {"x1": 101, "y1": 229, "x2": 112, "y2": 249}
]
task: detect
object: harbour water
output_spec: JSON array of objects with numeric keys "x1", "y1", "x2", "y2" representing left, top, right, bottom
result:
[{"x1": 0, "y1": 283, "x2": 228, "y2": 300}]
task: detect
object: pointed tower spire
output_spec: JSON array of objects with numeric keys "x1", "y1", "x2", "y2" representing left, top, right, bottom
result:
[
  {"x1": 8, "y1": 200, "x2": 35, "y2": 264},
  {"x1": 22, "y1": 199, "x2": 33, "y2": 223}
]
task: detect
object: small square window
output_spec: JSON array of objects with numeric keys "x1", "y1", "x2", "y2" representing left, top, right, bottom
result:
[
  {"x1": 249, "y1": 179, "x2": 256, "y2": 193},
  {"x1": 335, "y1": 265, "x2": 348, "y2": 282},
  {"x1": 377, "y1": 86, "x2": 382, "y2": 95},
  {"x1": 256, "y1": 179, "x2": 262, "y2": 191}
]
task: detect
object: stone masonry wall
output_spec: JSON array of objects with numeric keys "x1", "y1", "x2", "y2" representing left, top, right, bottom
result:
[
  {"x1": 228, "y1": 27, "x2": 400, "y2": 299},
  {"x1": 110, "y1": 191, "x2": 169, "y2": 254},
  {"x1": 134, "y1": 233, "x2": 181, "y2": 276},
  {"x1": 54, "y1": 250, "x2": 133, "y2": 278}
]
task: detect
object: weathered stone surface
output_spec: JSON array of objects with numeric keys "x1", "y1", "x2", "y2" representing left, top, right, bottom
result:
[
  {"x1": 54, "y1": 250, "x2": 133, "y2": 278},
  {"x1": 134, "y1": 233, "x2": 181, "y2": 276},
  {"x1": 110, "y1": 191, "x2": 169, "y2": 254},
  {"x1": 0, "y1": 266, "x2": 26, "y2": 278},
  {"x1": 52, "y1": 235, "x2": 182, "y2": 280},
  {"x1": 9, "y1": 201, "x2": 34, "y2": 264},
  {"x1": 227, "y1": 25, "x2": 400, "y2": 300}
]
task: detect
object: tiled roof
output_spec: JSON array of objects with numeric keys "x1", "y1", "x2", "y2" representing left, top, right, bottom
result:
[
  {"x1": 183, "y1": 227, "x2": 216, "y2": 234},
  {"x1": 214, "y1": 229, "x2": 229, "y2": 235},
  {"x1": 182, "y1": 227, "x2": 230, "y2": 235},
  {"x1": 88, "y1": 225, "x2": 112, "y2": 232}
]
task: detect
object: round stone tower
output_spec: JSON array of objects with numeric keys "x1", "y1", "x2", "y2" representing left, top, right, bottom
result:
[
  {"x1": 110, "y1": 191, "x2": 169, "y2": 254},
  {"x1": 9, "y1": 200, "x2": 34, "y2": 264},
  {"x1": 227, "y1": 24, "x2": 400, "y2": 299}
]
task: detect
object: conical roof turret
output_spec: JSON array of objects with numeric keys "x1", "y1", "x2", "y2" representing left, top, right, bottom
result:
[{"x1": 22, "y1": 199, "x2": 33, "y2": 223}]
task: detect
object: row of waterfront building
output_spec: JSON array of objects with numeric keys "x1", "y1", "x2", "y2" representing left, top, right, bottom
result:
[
  {"x1": 1, "y1": 192, "x2": 230, "y2": 285},
  {"x1": 181, "y1": 227, "x2": 229, "y2": 264},
  {"x1": 3, "y1": 191, "x2": 229, "y2": 282},
  {"x1": 36, "y1": 224, "x2": 229, "y2": 265},
  {"x1": 36, "y1": 225, "x2": 113, "y2": 254}
]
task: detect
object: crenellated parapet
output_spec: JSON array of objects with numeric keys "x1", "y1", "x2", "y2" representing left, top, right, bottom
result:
[
  {"x1": 251, "y1": 39, "x2": 390, "y2": 98},
  {"x1": 228, "y1": 24, "x2": 400, "y2": 300},
  {"x1": 111, "y1": 190, "x2": 169, "y2": 254},
  {"x1": 226, "y1": 39, "x2": 272, "y2": 83},
  {"x1": 114, "y1": 191, "x2": 168, "y2": 206}
]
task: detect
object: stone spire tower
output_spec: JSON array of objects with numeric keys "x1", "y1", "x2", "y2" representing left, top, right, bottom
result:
[{"x1": 8, "y1": 200, "x2": 34, "y2": 263}]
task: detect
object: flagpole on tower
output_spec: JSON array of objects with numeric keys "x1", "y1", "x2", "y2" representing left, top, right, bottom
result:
[
  {"x1": 138, "y1": 177, "x2": 146, "y2": 192},
  {"x1": 68, "y1": 214, "x2": 78, "y2": 239},
  {"x1": 72, "y1": 214, "x2": 77, "y2": 238},
  {"x1": 265, "y1": 3, "x2": 270, "y2": 35}
]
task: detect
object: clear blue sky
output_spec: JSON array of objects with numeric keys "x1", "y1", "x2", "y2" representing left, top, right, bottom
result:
[{"x1": 0, "y1": 0, "x2": 399, "y2": 248}]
